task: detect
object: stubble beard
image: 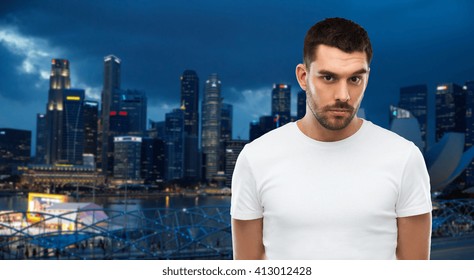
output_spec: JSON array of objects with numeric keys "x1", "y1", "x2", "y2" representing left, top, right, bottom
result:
[{"x1": 306, "y1": 91, "x2": 358, "y2": 131}]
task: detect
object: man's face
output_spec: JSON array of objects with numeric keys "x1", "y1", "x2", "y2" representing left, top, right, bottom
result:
[{"x1": 301, "y1": 44, "x2": 370, "y2": 131}]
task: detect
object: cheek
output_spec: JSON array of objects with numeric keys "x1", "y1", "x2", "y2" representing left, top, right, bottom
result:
[{"x1": 351, "y1": 87, "x2": 365, "y2": 101}]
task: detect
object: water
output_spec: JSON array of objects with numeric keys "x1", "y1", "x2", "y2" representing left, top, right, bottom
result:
[{"x1": 0, "y1": 193, "x2": 231, "y2": 212}]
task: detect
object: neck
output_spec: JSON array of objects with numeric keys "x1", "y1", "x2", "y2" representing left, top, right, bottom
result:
[{"x1": 297, "y1": 115, "x2": 363, "y2": 142}]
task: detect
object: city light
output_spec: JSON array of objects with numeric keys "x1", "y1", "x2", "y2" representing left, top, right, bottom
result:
[{"x1": 66, "y1": 96, "x2": 81, "y2": 101}]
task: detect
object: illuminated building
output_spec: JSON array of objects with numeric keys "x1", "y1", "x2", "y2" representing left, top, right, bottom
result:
[
  {"x1": 113, "y1": 136, "x2": 142, "y2": 183},
  {"x1": 165, "y1": 109, "x2": 185, "y2": 180},
  {"x1": 35, "y1": 113, "x2": 47, "y2": 164},
  {"x1": 45, "y1": 59, "x2": 85, "y2": 165},
  {"x1": 225, "y1": 140, "x2": 247, "y2": 188},
  {"x1": 398, "y1": 85, "x2": 428, "y2": 151},
  {"x1": 271, "y1": 83, "x2": 291, "y2": 127},
  {"x1": 465, "y1": 81, "x2": 474, "y2": 186},
  {"x1": 49, "y1": 59, "x2": 71, "y2": 90},
  {"x1": 436, "y1": 83, "x2": 465, "y2": 141},
  {"x1": 201, "y1": 73, "x2": 222, "y2": 183},
  {"x1": 180, "y1": 70, "x2": 200, "y2": 180},
  {"x1": 0, "y1": 128, "x2": 31, "y2": 176},
  {"x1": 119, "y1": 89, "x2": 147, "y2": 136},
  {"x1": 221, "y1": 103, "x2": 233, "y2": 142},
  {"x1": 389, "y1": 105, "x2": 413, "y2": 121},
  {"x1": 141, "y1": 137, "x2": 165, "y2": 184},
  {"x1": 181, "y1": 70, "x2": 199, "y2": 137},
  {"x1": 99, "y1": 55, "x2": 121, "y2": 178},
  {"x1": 83, "y1": 101, "x2": 99, "y2": 160},
  {"x1": 220, "y1": 103, "x2": 233, "y2": 172},
  {"x1": 297, "y1": 90, "x2": 306, "y2": 120},
  {"x1": 48, "y1": 89, "x2": 85, "y2": 165},
  {"x1": 20, "y1": 164, "x2": 105, "y2": 188}
]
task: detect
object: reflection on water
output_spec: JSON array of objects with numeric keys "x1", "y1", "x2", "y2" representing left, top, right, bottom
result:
[{"x1": 0, "y1": 194, "x2": 231, "y2": 212}]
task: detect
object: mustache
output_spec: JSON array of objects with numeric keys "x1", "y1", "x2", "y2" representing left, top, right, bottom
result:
[{"x1": 323, "y1": 101, "x2": 355, "y2": 111}]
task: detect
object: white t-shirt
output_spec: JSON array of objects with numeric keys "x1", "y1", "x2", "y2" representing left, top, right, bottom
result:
[{"x1": 230, "y1": 120, "x2": 432, "y2": 260}]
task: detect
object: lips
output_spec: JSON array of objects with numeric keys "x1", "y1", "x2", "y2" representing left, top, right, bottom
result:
[{"x1": 327, "y1": 108, "x2": 352, "y2": 113}]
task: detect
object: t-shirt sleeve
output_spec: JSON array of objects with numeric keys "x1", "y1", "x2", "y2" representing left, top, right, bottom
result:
[
  {"x1": 396, "y1": 144, "x2": 433, "y2": 217},
  {"x1": 230, "y1": 147, "x2": 264, "y2": 220}
]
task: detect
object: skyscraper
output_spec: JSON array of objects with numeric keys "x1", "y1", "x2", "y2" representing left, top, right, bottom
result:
[
  {"x1": 398, "y1": 85, "x2": 428, "y2": 150},
  {"x1": 165, "y1": 108, "x2": 185, "y2": 180},
  {"x1": 435, "y1": 83, "x2": 465, "y2": 141},
  {"x1": 220, "y1": 103, "x2": 233, "y2": 142},
  {"x1": 0, "y1": 128, "x2": 31, "y2": 175},
  {"x1": 49, "y1": 59, "x2": 71, "y2": 90},
  {"x1": 35, "y1": 113, "x2": 47, "y2": 164},
  {"x1": 113, "y1": 136, "x2": 142, "y2": 182},
  {"x1": 46, "y1": 59, "x2": 70, "y2": 164},
  {"x1": 120, "y1": 89, "x2": 147, "y2": 136},
  {"x1": 272, "y1": 83, "x2": 291, "y2": 127},
  {"x1": 141, "y1": 137, "x2": 165, "y2": 184},
  {"x1": 180, "y1": 70, "x2": 200, "y2": 180},
  {"x1": 181, "y1": 70, "x2": 199, "y2": 136},
  {"x1": 220, "y1": 103, "x2": 233, "y2": 172},
  {"x1": 62, "y1": 90, "x2": 85, "y2": 164},
  {"x1": 201, "y1": 73, "x2": 222, "y2": 183},
  {"x1": 464, "y1": 81, "x2": 474, "y2": 187},
  {"x1": 99, "y1": 55, "x2": 121, "y2": 177},
  {"x1": 225, "y1": 140, "x2": 247, "y2": 188},
  {"x1": 45, "y1": 59, "x2": 85, "y2": 165},
  {"x1": 83, "y1": 101, "x2": 99, "y2": 160},
  {"x1": 297, "y1": 90, "x2": 306, "y2": 120}
]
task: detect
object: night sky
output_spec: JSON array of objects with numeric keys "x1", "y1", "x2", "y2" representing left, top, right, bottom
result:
[{"x1": 1, "y1": 0, "x2": 474, "y2": 147}]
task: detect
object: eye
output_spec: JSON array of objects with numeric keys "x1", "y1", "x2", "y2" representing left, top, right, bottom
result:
[
  {"x1": 349, "y1": 76, "x2": 361, "y2": 84},
  {"x1": 323, "y1": 75, "x2": 334, "y2": 82}
]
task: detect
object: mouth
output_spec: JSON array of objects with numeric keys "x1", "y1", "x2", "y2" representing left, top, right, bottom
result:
[{"x1": 327, "y1": 109, "x2": 352, "y2": 117}]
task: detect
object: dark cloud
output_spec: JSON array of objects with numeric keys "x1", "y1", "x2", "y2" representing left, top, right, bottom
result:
[{"x1": 1, "y1": 0, "x2": 474, "y2": 140}]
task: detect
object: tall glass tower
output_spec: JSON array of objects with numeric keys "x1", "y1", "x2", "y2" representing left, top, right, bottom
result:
[
  {"x1": 201, "y1": 73, "x2": 222, "y2": 183},
  {"x1": 180, "y1": 70, "x2": 200, "y2": 179},
  {"x1": 272, "y1": 83, "x2": 291, "y2": 127},
  {"x1": 398, "y1": 84, "x2": 428, "y2": 151},
  {"x1": 45, "y1": 59, "x2": 84, "y2": 165},
  {"x1": 84, "y1": 101, "x2": 99, "y2": 158},
  {"x1": 181, "y1": 70, "x2": 199, "y2": 136},
  {"x1": 119, "y1": 89, "x2": 147, "y2": 136},
  {"x1": 435, "y1": 83, "x2": 465, "y2": 141},
  {"x1": 464, "y1": 81, "x2": 474, "y2": 187},
  {"x1": 165, "y1": 108, "x2": 185, "y2": 180},
  {"x1": 99, "y1": 55, "x2": 121, "y2": 177},
  {"x1": 35, "y1": 113, "x2": 47, "y2": 164}
]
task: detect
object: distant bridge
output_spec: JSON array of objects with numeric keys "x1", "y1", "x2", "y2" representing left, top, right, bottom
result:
[
  {"x1": 0, "y1": 206, "x2": 232, "y2": 260},
  {"x1": 0, "y1": 199, "x2": 473, "y2": 260}
]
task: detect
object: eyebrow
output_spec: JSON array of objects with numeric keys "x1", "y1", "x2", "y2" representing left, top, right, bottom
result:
[{"x1": 317, "y1": 68, "x2": 369, "y2": 77}]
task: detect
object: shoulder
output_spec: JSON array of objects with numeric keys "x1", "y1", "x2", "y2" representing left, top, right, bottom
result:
[
  {"x1": 363, "y1": 120, "x2": 416, "y2": 150},
  {"x1": 244, "y1": 122, "x2": 297, "y2": 153}
]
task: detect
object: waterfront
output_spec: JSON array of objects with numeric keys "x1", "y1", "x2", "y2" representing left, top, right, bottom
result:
[
  {"x1": 0, "y1": 193, "x2": 233, "y2": 260},
  {"x1": 1, "y1": 194, "x2": 474, "y2": 260},
  {"x1": 0, "y1": 193, "x2": 231, "y2": 212}
]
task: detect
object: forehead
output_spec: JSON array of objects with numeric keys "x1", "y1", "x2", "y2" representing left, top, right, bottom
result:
[{"x1": 310, "y1": 45, "x2": 369, "y2": 74}]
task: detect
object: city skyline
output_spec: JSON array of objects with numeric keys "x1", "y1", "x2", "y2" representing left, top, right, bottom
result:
[{"x1": 1, "y1": 1, "x2": 474, "y2": 143}]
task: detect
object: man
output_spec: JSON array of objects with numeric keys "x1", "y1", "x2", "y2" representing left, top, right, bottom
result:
[{"x1": 230, "y1": 17, "x2": 432, "y2": 260}]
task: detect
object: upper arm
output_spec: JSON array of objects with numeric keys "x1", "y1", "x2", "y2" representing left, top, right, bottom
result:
[
  {"x1": 232, "y1": 218, "x2": 266, "y2": 260},
  {"x1": 396, "y1": 212, "x2": 432, "y2": 260}
]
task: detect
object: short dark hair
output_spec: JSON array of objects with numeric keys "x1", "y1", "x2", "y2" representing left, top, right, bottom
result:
[{"x1": 303, "y1": 17, "x2": 373, "y2": 68}]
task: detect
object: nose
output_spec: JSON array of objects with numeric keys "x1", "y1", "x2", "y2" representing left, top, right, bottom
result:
[{"x1": 334, "y1": 82, "x2": 350, "y2": 102}]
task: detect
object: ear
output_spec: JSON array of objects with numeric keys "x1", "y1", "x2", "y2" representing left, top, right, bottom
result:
[{"x1": 295, "y1": 63, "x2": 308, "y2": 91}]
